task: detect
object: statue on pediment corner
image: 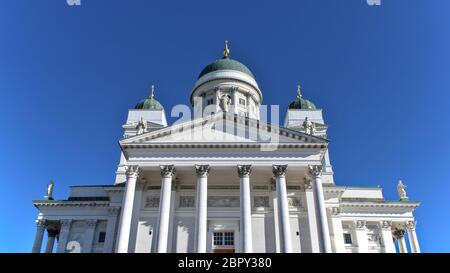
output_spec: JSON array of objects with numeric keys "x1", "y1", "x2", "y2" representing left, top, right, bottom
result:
[{"x1": 136, "y1": 116, "x2": 148, "y2": 135}]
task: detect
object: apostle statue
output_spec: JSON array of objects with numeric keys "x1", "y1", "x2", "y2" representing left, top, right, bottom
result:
[
  {"x1": 397, "y1": 180, "x2": 409, "y2": 201},
  {"x1": 45, "y1": 180, "x2": 54, "y2": 200},
  {"x1": 136, "y1": 116, "x2": 148, "y2": 135},
  {"x1": 302, "y1": 117, "x2": 315, "y2": 135},
  {"x1": 219, "y1": 94, "x2": 231, "y2": 112}
]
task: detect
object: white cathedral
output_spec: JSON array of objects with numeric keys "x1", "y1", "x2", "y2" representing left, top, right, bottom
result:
[{"x1": 32, "y1": 43, "x2": 421, "y2": 254}]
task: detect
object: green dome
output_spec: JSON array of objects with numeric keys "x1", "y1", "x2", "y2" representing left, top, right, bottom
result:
[
  {"x1": 288, "y1": 85, "x2": 316, "y2": 110},
  {"x1": 198, "y1": 57, "x2": 255, "y2": 79},
  {"x1": 134, "y1": 86, "x2": 164, "y2": 110}
]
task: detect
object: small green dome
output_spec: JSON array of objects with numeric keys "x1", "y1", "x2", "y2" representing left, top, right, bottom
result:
[
  {"x1": 198, "y1": 56, "x2": 255, "y2": 79},
  {"x1": 288, "y1": 85, "x2": 316, "y2": 110},
  {"x1": 134, "y1": 86, "x2": 164, "y2": 110}
]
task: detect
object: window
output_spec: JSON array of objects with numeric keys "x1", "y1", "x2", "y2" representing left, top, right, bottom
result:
[
  {"x1": 98, "y1": 231, "x2": 106, "y2": 243},
  {"x1": 206, "y1": 98, "x2": 214, "y2": 105},
  {"x1": 213, "y1": 232, "x2": 234, "y2": 247},
  {"x1": 239, "y1": 98, "x2": 246, "y2": 105},
  {"x1": 344, "y1": 233, "x2": 352, "y2": 244}
]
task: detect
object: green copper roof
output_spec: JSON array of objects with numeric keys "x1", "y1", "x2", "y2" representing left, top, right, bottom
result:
[
  {"x1": 288, "y1": 85, "x2": 316, "y2": 110},
  {"x1": 134, "y1": 86, "x2": 164, "y2": 110},
  {"x1": 198, "y1": 57, "x2": 255, "y2": 79}
]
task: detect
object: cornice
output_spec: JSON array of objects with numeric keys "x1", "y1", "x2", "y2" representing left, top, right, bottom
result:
[{"x1": 33, "y1": 200, "x2": 110, "y2": 208}]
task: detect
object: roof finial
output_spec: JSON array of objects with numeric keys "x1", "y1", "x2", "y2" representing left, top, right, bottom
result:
[
  {"x1": 223, "y1": 40, "x2": 230, "y2": 58},
  {"x1": 297, "y1": 84, "x2": 302, "y2": 98},
  {"x1": 150, "y1": 84, "x2": 155, "y2": 98}
]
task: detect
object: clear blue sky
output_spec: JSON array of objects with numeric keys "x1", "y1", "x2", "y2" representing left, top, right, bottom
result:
[{"x1": 0, "y1": 0, "x2": 449, "y2": 253}]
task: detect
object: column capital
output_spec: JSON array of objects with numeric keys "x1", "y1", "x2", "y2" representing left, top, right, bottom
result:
[
  {"x1": 160, "y1": 165, "x2": 175, "y2": 178},
  {"x1": 406, "y1": 220, "x2": 417, "y2": 231},
  {"x1": 392, "y1": 228, "x2": 406, "y2": 240},
  {"x1": 272, "y1": 165, "x2": 287, "y2": 177},
  {"x1": 108, "y1": 206, "x2": 121, "y2": 216},
  {"x1": 125, "y1": 165, "x2": 140, "y2": 179},
  {"x1": 354, "y1": 220, "x2": 367, "y2": 230},
  {"x1": 380, "y1": 220, "x2": 393, "y2": 231},
  {"x1": 330, "y1": 207, "x2": 340, "y2": 216},
  {"x1": 237, "y1": 164, "x2": 252, "y2": 178},
  {"x1": 308, "y1": 165, "x2": 322, "y2": 177},
  {"x1": 60, "y1": 219, "x2": 72, "y2": 228},
  {"x1": 36, "y1": 219, "x2": 47, "y2": 228},
  {"x1": 85, "y1": 219, "x2": 98, "y2": 228},
  {"x1": 195, "y1": 165, "x2": 211, "y2": 178}
]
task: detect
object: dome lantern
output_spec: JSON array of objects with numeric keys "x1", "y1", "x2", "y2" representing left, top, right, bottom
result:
[
  {"x1": 134, "y1": 85, "x2": 164, "y2": 110},
  {"x1": 288, "y1": 84, "x2": 316, "y2": 110}
]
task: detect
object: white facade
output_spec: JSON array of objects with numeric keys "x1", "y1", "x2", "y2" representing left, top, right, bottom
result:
[{"x1": 32, "y1": 47, "x2": 421, "y2": 253}]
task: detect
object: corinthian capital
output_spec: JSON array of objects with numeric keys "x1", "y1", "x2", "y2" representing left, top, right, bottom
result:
[
  {"x1": 380, "y1": 220, "x2": 393, "y2": 230},
  {"x1": 108, "y1": 206, "x2": 120, "y2": 216},
  {"x1": 36, "y1": 219, "x2": 47, "y2": 228},
  {"x1": 195, "y1": 165, "x2": 211, "y2": 178},
  {"x1": 406, "y1": 220, "x2": 417, "y2": 231},
  {"x1": 392, "y1": 229, "x2": 406, "y2": 240},
  {"x1": 237, "y1": 165, "x2": 252, "y2": 177},
  {"x1": 272, "y1": 165, "x2": 288, "y2": 177},
  {"x1": 160, "y1": 165, "x2": 175, "y2": 178},
  {"x1": 60, "y1": 219, "x2": 72, "y2": 229},
  {"x1": 354, "y1": 220, "x2": 367, "y2": 230},
  {"x1": 308, "y1": 165, "x2": 322, "y2": 177},
  {"x1": 85, "y1": 219, "x2": 98, "y2": 228},
  {"x1": 125, "y1": 165, "x2": 139, "y2": 178}
]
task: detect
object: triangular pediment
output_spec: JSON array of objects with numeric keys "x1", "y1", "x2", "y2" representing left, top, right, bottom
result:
[{"x1": 119, "y1": 112, "x2": 328, "y2": 148}]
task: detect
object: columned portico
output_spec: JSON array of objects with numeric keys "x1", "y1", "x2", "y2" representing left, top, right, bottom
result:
[
  {"x1": 272, "y1": 165, "x2": 292, "y2": 253},
  {"x1": 238, "y1": 164, "x2": 253, "y2": 253},
  {"x1": 32, "y1": 219, "x2": 46, "y2": 253},
  {"x1": 309, "y1": 165, "x2": 332, "y2": 253},
  {"x1": 194, "y1": 165, "x2": 210, "y2": 253},
  {"x1": 116, "y1": 165, "x2": 139, "y2": 253},
  {"x1": 156, "y1": 165, "x2": 176, "y2": 253},
  {"x1": 406, "y1": 221, "x2": 420, "y2": 253}
]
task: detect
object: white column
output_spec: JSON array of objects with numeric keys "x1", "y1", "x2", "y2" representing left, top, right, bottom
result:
[
  {"x1": 156, "y1": 165, "x2": 175, "y2": 253},
  {"x1": 380, "y1": 221, "x2": 396, "y2": 253},
  {"x1": 398, "y1": 233, "x2": 408, "y2": 253},
  {"x1": 406, "y1": 221, "x2": 420, "y2": 253},
  {"x1": 354, "y1": 220, "x2": 369, "y2": 253},
  {"x1": 272, "y1": 165, "x2": 292, "y2": 253},
  {"x1": 237, "y1": 165, "x2": 253, "y2": 253},
  {"x1": 309, "y1": 165, "x2": 332, "y2": 253},
  {"x1": 304, "y1": 180, "x2": 321, "y2": 253},
  {"x1": 45, "y1": 229, "x2": 57, "y2": 253},
  {"x1": 128, "y1": 179, "x2": 146, "y2": 252},
  {"x1": 82, "y1": 219, "x2": 97, "y2": 253},
  {"x1": 57, "y1": 219, "x2": 72, "y2": 253},
  {"x1": 116, "y1": 165, "x2": 139, "y2": 253},
  {"x1": 104, "y1": 207, "x2": 120, "y2": 253},
  {"x1": 270, "y1": 182, "x2": 281, "y2": 253},
  {"x1": 232, "y1": 86, "x2": 238, "y2": 115},
  {"x1": 330, "y1": 208, "x2": 345, "y2": 253},
  {"x1": 194, "y1": 165, "x2": 210, "y2": 253},
  {"x1": 32, "y1": 219, "x2": 46, "y2": 253}
]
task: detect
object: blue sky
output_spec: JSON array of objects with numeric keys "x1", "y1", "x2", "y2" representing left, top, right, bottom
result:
[{"x1": 0, "y1": 0, "x2": 449, "y2": 252}]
